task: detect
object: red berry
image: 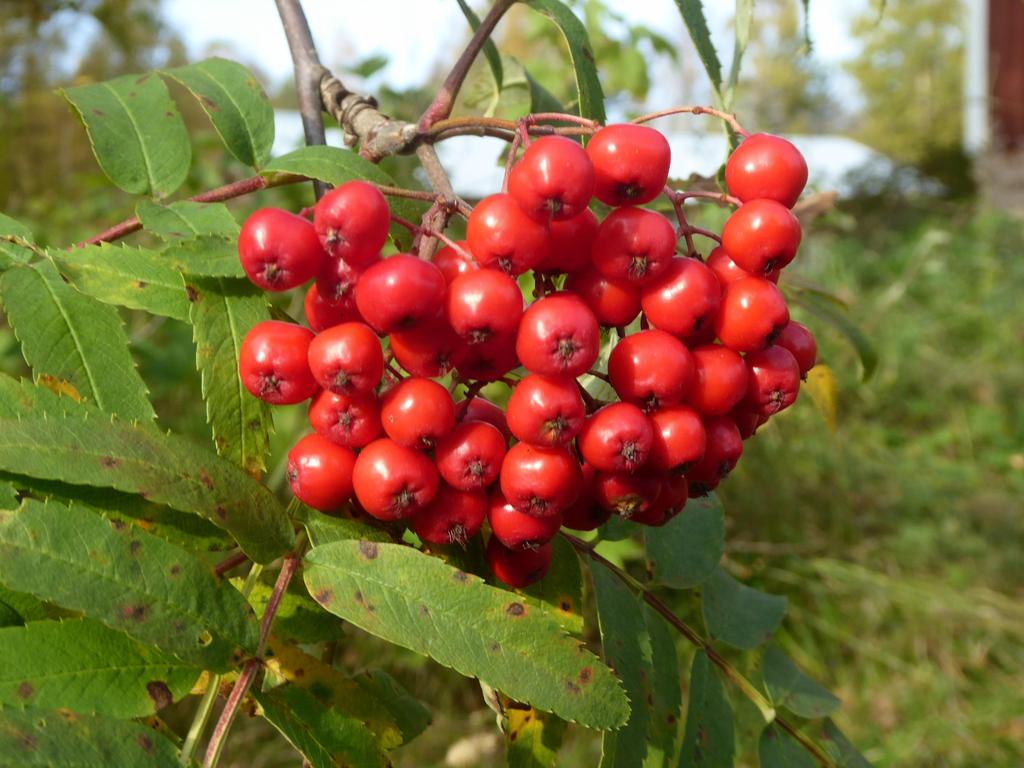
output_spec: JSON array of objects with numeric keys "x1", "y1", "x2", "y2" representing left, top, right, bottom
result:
[
  {"x1": 508, "y1": 136, "x2": 594, "y2": 222},
  {"x1": 721, "y1": 199, "x2": 802, "y2": 275},
  {"x1": 516, "y1": 293, "x2": 599, "y2": 377},
  {"x1": 390, "y1": 319, "x2": 467, "y2": 379},
  {"x1": 307, "y1": 322, "x2": 383, "y2": 395},
  {"x1": 715, "y1": 277, "x2": 790, "y2": 353},
  {"x1": 455, "y1": 335, "x2": 520, "y2": 382},
  {"x1": 466, "y1": 193, "x2": 549, "y2": 275},
  {"x1": 487, "y1": 489, "x2": 562, "y2": 549},
  {"x1": 561, "y1": 463, "x2": 611, "y2": 531},
  {"x1": 238, "y1": 208, "x2": 324, "y2": 291},
  {"x1": 686, "y1": 345, "x2": 748, "y2": 416},
  {"x1": 458, "y1": 397, "x2": 512, "y2": 443},
  {"x1": 775, "y1": 321, "x2": 817, "y2": 378},
  {"x1": 411, "y1": 483, "x2": 487, "y2": 546},
  {"x1": 608, "y1": 329, "x2": 694, "y2": 410},
  {"x1": 239, "y1": 321, "x2": 318, "y2": 405},
  {"x1": 744, "y1": 345, "x2": 800, "y2": 418},
  {"x1": 486, "y1": 537, "x2": 552, "y2": 588},
  {"x1": 587, "y1": 123, "x2": 671, "y2": 206},
  {"x1": 304, "y1": 284, "x2": 360, "y2": 332},
  {"x1": 647, "y1": 405, "x2": 707, "y2": 473},
  {"x1": 632, "y1": 475, "x2": 688, "y2": 526},
  {"x1": 706, "y1": 246, "x2": 779, "y2": 290},
  {"x1": 565, "y1": 268, "x2": 641, "y2": 327},
  {"x1": 352, "y1": 438, "x2": 440, "y2": 521},
  {"x1": 499, "y1": 442, "x2": 582, "y2": 517},
  {"x1": 506, "y1": 374, "x2": 586, "y2": 447},
  {"x1": 435, "y1": 420, "x2": 507, "y2": 490},
  {"x1": 381, "y1": 377, "x2": 455, "y2": 450},
  {"x1": 308, "y1": 389, "x2": 382, "y2": 448},
  {"x1": 355, "y1": 254, "x2": 446, "y2": 334},
  {"x1": 578, "y1": 402, "x2": 653, "y2": 472},
  {"x1": 641, "y1": 257, "x2": 721, "y2": 341},
  {"x1": 593, "y1": 470, "x2": 662, "y2": 519},
  {"x1": 316, "y1": 254, "x2": 370, "y2": 307},
  {"x1": 538, "y1": 209, "x2": 599, "y2": 274},
  {"x1": 432, "y1": 241, "x2": 477, "y2": 283},
  {"x1": 287, "y1": 434, "x2": 356, "y2": 512},
  {"x1": 592, "y1": 207, "x2": 675, "y2": 286},
  {"x1": 313, "y1": 180, "x2": 390, "y2": 266},
  {"x1": 730, "y1": 404, "x2": 767, "y2": 439},
  {"x1": 446, "y1": 268, "x2": 524, "y2": 344},
  {"x1": 725, "y1": 133, "x2": 808, "y2": 209},
  {"x1": 687, "y1": 416, "x2": 743, "y2": 491}
]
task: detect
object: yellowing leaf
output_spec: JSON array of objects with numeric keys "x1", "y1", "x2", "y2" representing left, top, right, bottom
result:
[{"x1": 804, "y1": 364, "x2": 838, "y2": 432}]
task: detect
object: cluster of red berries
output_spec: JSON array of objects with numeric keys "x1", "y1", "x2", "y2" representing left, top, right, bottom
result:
[{"x1": 236, "y1": 125, "x2": 816, "y2": 588}]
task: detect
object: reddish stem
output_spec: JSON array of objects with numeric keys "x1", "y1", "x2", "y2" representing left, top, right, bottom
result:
[
  {"x1": 631, "y1": 105, "x2": 749, "y2": 137},
  {"x1": 213, "y1": 551, "x2": 248, "y2": 578},
  {"x1": 664, "y1": 187, "x2": 697, "y2": 257},
  {"x1": 676, "y1": 190, "x2": 742, "y2": 207}
]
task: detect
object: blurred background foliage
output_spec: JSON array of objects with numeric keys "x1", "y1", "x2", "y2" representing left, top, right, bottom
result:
[{"x1": 1, "y1": 1, "x2": 1021, "y2": 766}]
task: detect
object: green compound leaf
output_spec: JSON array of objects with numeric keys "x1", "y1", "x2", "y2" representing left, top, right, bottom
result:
[
  {"x1": 304, "y1": 540, "x2": 629, "y2": 730},
  {"x1": 0, "y1": 499, "x2": 259, "y2": 670},
  {"x1": 0, "y1": 212, "x2": 35, "y2": 270},
  {"x1": 455, "y1": 52, "x2": 531, "y2": 121},
  {"x1": 702, "y1": 566, "x2": 786, "y2": 650},
  {"x1": 521, "y1": 535, "x2": 584, "y2": 635},
  {"x1": 0, "y1": 261, "x2": 155, "y2": 421},
  {"x1": 0, "y1": 414, "x2": 293, "y2": 564},
  {"x1": 136, "y1": 200, "x2": 239, "y2": 241},
  {"x1": 724, "y1": 0, "x2": 754, "y2": 108},
  {"x1": 163, "y1": 236, "x2": 245, "y2": 278},
  {"x1": 762, "y1": 644, "x2": 840, "y2": 719},
  {"x1": 255, "y1": 684, "x2": 388, "y2": 768},
  {"x1": 645, "y1": 493, "x2": 725, "y2": 589},
  {"x1": 643, "y1": 606, "x2": 681, "y2": 768},
  {"x1": 360, "y1": 669, "x2": 432, "y2": 745},
  {"x1": 0, "y1": 707, "x2": 180, "y2": 767},
  {"x1": 524, "y1": 0, "x2": 607, "y2": 123},
  {"x1": 164, "y1": 57, "x2": 274, "y2": 169},
  {"x1": 672, "y1": 0, "x2": 724, "y2": 99},
  {"x1": 0, "y1": 584, "x2": 47, "y2": 628},
  {"x1": 295, "y1": 505, "x2": 392, "y2": 547},
  {"x1": 61, "y1": 72, "x2": 190, "y2": 198},
  {"x1": 184, "y1": 276, "x2": 271, "y2": 476},
  {"x1": 678, "y1": 652, "x2": 735, "y2": 768},
  {"x1": 811, "y1": 719, "x2": 874, "y2": 768},
  {"x1": 49, "y1": 244, "x2": 192, "y2": 322},
  {"x1": 759, "y1": 722, "x2": 815, "y2": 768},
  {"x1": 591, "y1": 563, "x2": 651, "y2": 767},
  {"x1": 506, "y1": 706, "x2": 567, "y2": 768},
  {"x1": 238, "y1": 578, "x2": 343, "y2": 645},
  {"x1": 0, "y1": 618, "x2": 200, "y2": 717}
]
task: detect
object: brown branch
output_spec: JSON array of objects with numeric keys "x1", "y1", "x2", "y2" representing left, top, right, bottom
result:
[
  {"x1": 428, "y1": 115, "x2": 594, "y2": 142},
  {"x1": 632, "y1": 105, "x2": 749, "y2": 137},
  {"x1": 675, "y1": 190, "x2": 742, "y2": 207},
  {"x1": 213, "y1": 550, "x2": 249, "y2": 578}
]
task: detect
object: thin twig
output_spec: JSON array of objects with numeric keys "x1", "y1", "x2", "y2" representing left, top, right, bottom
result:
[
  {"x1": 665, "y1": 187, "x2": 697, "y2": 257},
  {"x1": 428, "y1": 116, "x2": 594, "y2": 142},
  {"x1": 213, "y1": 550, "x2": 248, "y2": 578},
  {"x1": 632, "y1": 105, "x2": 749, "y2": 137},
  {"x1": 675, "y1": 190, "x2": 742, "y2": 207}
]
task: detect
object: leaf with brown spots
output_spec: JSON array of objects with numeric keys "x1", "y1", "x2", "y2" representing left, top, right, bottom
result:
[
  {"x1": 506, "y1": 704, "x2": 567, "y2": 768},
  {"x1": 641, "y1": 605, "x2": 681, "y2": 768},
  {"x1": 680, "y1": 653, "x2": 735, "y2": 768},
  {"x1": 521, "y1": 535, "x2": 584, "y2": 635}
]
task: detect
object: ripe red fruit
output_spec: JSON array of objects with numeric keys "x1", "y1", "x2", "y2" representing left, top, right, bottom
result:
[
  {"x1": 239, "y1": 321, "x2": 318, "y2": 405},
  {"x1": 499, "y1": 442, "x2": 582, "y2": 517},
  {"x1": 355, "y1": 255, "x2": 446, "y2": 334},
  {"x1": 455, "y1": 335, "x2": 520, "y2": 382},
  {"x1": 565, "y1": 268, "x2": 641, "y2": 327},
  {"x1": 238, "y1": 208, "x2": 324, "y2": 291},
  {"x1": 516, "y1": 293, "x2": 599, "y2": 377},
  {"x1": 730, "y1": 404, "x2": 767, "y2": 439},
  {"x1": 508, "y1": 136, "x2": 595, "y2": 222},
  {"x1": 431, "y1": 241, "x2": 477, "y2": 283},
  {"x1": 715, "y1": 277, "x2": 790, "y2": 353},
  {"x1": 647, "y1": 405, "x2": 707, "y2": 473},
  {"x1": 774, "y1": 321, "x2": 817, "y2": 378},
  {"x1": 592, "y1": 207, "x2": 675, "y2": 286},
  {"x1": 578, "y1": 402, "x2": 654, "y2": 472},
  {"x1": 587, "y1": 123, "x2": 671, "y2": 206},
  {"x1": 561, "y1": 464, "x2": 611, "y2": 531},
  {"x1": 687, "y1": 416, "x2": 743, "y2": 492},
  {"x1": 446, "y1": 269, "x2": 524, "y2": 344},
  {"x1": 389, "y1": 319, "x2": 467, "y2": 378},
  {"x1": 608, "y1": 329, "x2": 694, "y2": 410},
  {"x1": 435, "y1": 420, "x2": 507, "y2": 490},
  {"x1": 487, "y1": 490, "x2": 562, "y2": 549},
  {"x1": 466, "y1": 193, "x2": 549, "y2": 275},
  {"x1": 686, "y1": 345, "x2": 748, "y2": 416},
  {"x1": 632, "y1": 475, "x2": 688, "y2": 526},
  {"x1": 315, "y1": 253, "x2": 370, "y2": 307},
  {"x1": 352, "y1": 438, "x2": 440, "y2": 521},
  {"x1": 287, "y1": 434, "x2": 356, "y2": 512},
  {"x1": 641, "y1": 257, "x2": 721, "y2": 341},
  {"x1": 744, "y1": 345, "x2": 801, "y2": 417},
  {"x1": 410, "y1": 483, "x2": 487, "y2": 546},
  {"x1": 458, "y1": 397, "x2": 512, "y2": 443},
  {"x1": 307, "y1": 322, "x2": 383, "y2": 395},
  {"x1": 538, "y1": 209, "x2": 599, "y2": 274},
  {"x1": 304, "y1": 284, "x2": 360, "y2": 332},
  {"x1": 313, "y1": 180, "x2": 390, "y2": 266},
  {"x1": 486, "y1": 537, "x2": 552, "y2": 588},
  {"x1": 721, "y1": 199, "x2": 802, "y2": 275},
  {"x1": 308, "y1": 389, "x2": 382, "y2": 449},
  {"x1": 593, "y1": 470, "x2": 663, "y2": 519},
  {"x1": 506, "y1": 374, "x2": 586, "y2": 447},
  {"x1": 380, "y1": 377, "x2": 455, "y2": 450},
  {"x1": 706, "y1": 246, "x2": 778, "y2": 290},
  {"x1": 725, "y1": 133, "x2": 808, "y2": 209}
]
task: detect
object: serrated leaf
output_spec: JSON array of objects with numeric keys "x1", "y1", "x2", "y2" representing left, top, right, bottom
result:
[
  {"x1": 0, "y1": 499, "x2": 259, "y2": 669},
  {"x1": 812, "y1": 719, "x2": 873, "y2": 768},
  {"x1": 360, "y1": 669, "x2": 432, "y2": 744},
  {"x1": 591, "y1": 563, "x2": 650, "y2": 767},
  {"x1": 0, "y1": 618, "x2": 200, "y2": 717},
  {"x1": 521, "y1": 535, "x2": 583, "y2": 635},
  {"x1": 0, "y1": 374, "x2": 84, "y2": 418},
  {"x1": 136, "y1": 200, "x2": 239, "y2": 241},
  {"x1": 702, "y1": 567, "x2": 786, "y2": 650},
  {"x1": 679, "y1": 652, "x2": 734, "y2": 768},
  {"x1": 304, "y1": 540, "x2": 628, "y2": 729},
  {"x1": 61, "y1": 73, "x2": 190, "y2": 198},
  {"x1": 184, "y1": 276, "x2": 271, "y2": 475},
  {"x1": 0, "y1": 584, "x2": 47, "y2": 627},
  {"x1": 0, "y1": 707, "x2": 180, "y2": 766},
  {"x1": 0, "y1": 482, "x2": 16, "y2": 510},
  {"x1": 643, "y1": 606, "x2": 681, "y2": 768},
  {"x1": 0, "y1": 211, "x2": 35, "y2": 269},
  {"x1": 295, "y1": 504, "x2": 392, "y2": 547},
  {"x1": 49, "y1": 244, "x2": 191, "y2": 321},
  {"x1": 758, "y1": 723, "x2": 815, "y2": 768},
  {"x1": 790, "y1": 291, "x2": 877, "y2": 381},
  {"x1": 0, "y1": 261, "x2": 155, "y2": 421},
  {"x1": 456, "y1": 0, "x2": 503, "y2": 89},
  {"x1": 524, "y1": 0, "x2": 607, "y2": 123},
  {"x1": 803, "y1": 364, "x2": 838, "y2": 432},
  {"x1": 506, "y1": 706, "x2": 567, "y2": 768},
  {"x1": 163, "y1": 57, "x2": 274, "y2": 168},
  {"x1": 0, "y1": 413, "x2": 292, "y2": 563},
  {"x1": 239, "y1": 578, "x2": 342, "y2": 645},
  {"x1": 163, "y1": 236, "x2": 244, "y2": 278},
  {"x1": 672, "y1": 0, "x2": 724, "y2": 99},
  {"x1": 761, "y1": 645, "x2": 840, "y2": 719},
  {"x1": 255, "y1": 684, "x2": 388, "y2": 768},
  {"x1": 645, "y1": 493, "x2": 725, "y2": 589}
]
